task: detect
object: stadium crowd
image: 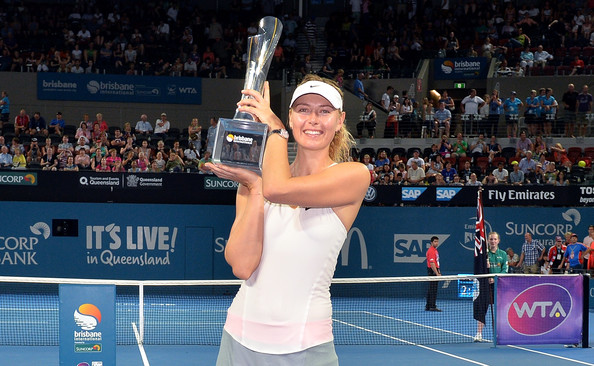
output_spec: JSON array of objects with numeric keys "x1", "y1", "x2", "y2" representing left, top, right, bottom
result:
[{"x1": 0, "y1": 1, "x2": 593, "y2": 180}]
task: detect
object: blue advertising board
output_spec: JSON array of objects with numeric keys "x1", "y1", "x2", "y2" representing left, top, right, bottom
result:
[
  {"x1": 433, "y1": 57, "x2": 488, "y2": 80},
  {"x1": 0, "y1": 201, "x2": 593, "y2": 302},
  {"x1": 37, "y1": 72, "x2": 202, "y2": 105},
  {"x1": 59, "y1": 284, "x2": 116, "y2": 366}
]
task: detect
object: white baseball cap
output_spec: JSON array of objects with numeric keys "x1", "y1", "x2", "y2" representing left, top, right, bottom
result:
[{"x1": 290, "y1": 80, "x2": 343, "y2": 111}]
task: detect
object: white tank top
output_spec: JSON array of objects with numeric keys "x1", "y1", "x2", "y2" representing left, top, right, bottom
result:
[{"x1": 224, "y1": 201, "x2": 347, "y2": 354}]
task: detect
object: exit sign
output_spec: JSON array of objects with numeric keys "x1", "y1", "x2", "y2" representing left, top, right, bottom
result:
[{"x1": 454, "y1": 82, "x2": 466, "y2": 89}]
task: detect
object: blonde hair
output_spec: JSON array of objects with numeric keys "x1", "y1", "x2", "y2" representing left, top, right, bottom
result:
[{"x1": 292, "y1": 74, "x2": 355, "y2": 163}]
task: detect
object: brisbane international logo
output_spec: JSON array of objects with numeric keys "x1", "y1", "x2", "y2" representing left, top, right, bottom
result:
[
  {"x1": 74, "y1": 303, "x2": 102, "y2": 330},
  {"x1": 441, "y1": 60, "x2": 455, "y2": 74}
]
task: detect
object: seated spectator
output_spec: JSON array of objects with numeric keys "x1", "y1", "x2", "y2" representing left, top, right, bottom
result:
[
  {"x1": 120, "y1": 137, "x2": 135, "y2": 157},
  {"x1": 406, "y1": 149, "x2": 425, "y2": 168},
  {"x1": 569, "y1": 55, "x2": 585, "y2": 76},
  {"x1": 75, "y1": 136, "x2": 90, "y2": 153},
  {"x1": 75, "y1": 149, "x2": 91, "y2": 170},
  {"x1": 466, "y1": 173, "x2": 482, "y2": 186},
  {"x1": 441, "y1": 161, "x2": 457, "y2": 184},
  {"x1": 482, "y1": 172, "x2": 498, "y2": 185},
  {"x1": 50, "y1": 112, "x2": 65, "y2": 135},
  {"x1": 374, "y1": 150, "x2": 390, "y2": 172},
  {"x1": 458, "y1": 160, "x2": 474, "y2": 182},
  {"x1": 492, "y1": 162, "x2": 509, "y2": 184},
  {"x1": 154, "y1": 151, "x2": 166, "y2": 171},
  {"x1": 112, "y1": 159, "x2": 126, "y2": 172},
  {"x1": 544, "y1": 162, "x2": 558, "y2": 184},
  {"x1": 14, "y1": 109, "x2": 30, "y2": 137},
  {"x1": 122, "y1": 150, "x2": 136, "y2": 170},
  {"x1": 433, "y1": 102, "x2": 451, "y2": 137},
  {"x1": 135, "y1": 114, "x2": 153, "y2": 135},
  {"x1": 451, "y1": 133, "x2": 468, "y2": 158},
  {"x1": 62, "y1": 155, "x2": 79, "y2": 171},
  {"x1": 26, "y1": 138, "x2": 42, "y2": 168},
  {"x1": 533, "y1": 45, "x2": 553, "y2": 67},
  {"x1": 171, "y1": 141, "x2": 185, "y2": 160},
  {"x1": 122, "y1": 122, "x2": 135, "y2": 141},
  {"x1": 183, "y1": 143, "x2": 200, "y2": 169},
  {"x1": 425, "y1": 155, "x2": 443, "y2": 179},
  {"x1": 110, "y1": 128, "x2": 126, "y2": 148},
  {"x1": 377, "y1": 164, "x2": 394, "y2": 183},
  {"x1": 136, "y1": 151, "x2": 150, "y2": 172},
  {"x1": 519, "y1": 46, "x2": 534, "y2": 72},
  {"x1": 12, "y1": 148, "x2": 26, "y2": 169},
  {"x1": 198, "y1": 150, "x2": 213, "y2": 174},
  {"x1": 155, "y1": 140, "x2": 169, "y2": 160},
  {"x1": 58, "y1": 135, "x2": 73, "y2": 154},
  {"x1": 550, "y1": 143, "x2": 571, "y2": 166},
  {"x1": 105, "y1": 148, "x2": 121, "y2": 168},
  {"x1": 94, "y1": 157, "x2": 111, "y2": 172},
  {"x1": 187, "y1": 117, "x2": 202, "y2": 151},
  {"x1": 0, "y1": 145, "x2": 12, "y2": 169},
  {"x1": 518, "y1": 150, "x2": 536, "y2": 174},
  {"x1": 137, "y1": 139, "x2": 153, "y2": 160},
  {"x1": 555, "y1": 171, "x2": 569, "y2": 186},
  {"x1": 527, "y1": 162, "x2": 545, "y2": 184},
  {"x1": 407, "y1": 160, "x2": 425, "y2": 185},
  {"x1": 149, "y1": 160, "x2": 163, "y2": 173},
  {"x1": 154, "y1": 113, "x2": 170, "y2": 139},
  {"x1": 469, "y1": 133, "x2": 488, "y2": 160},
  {"x1": 93, "y1": 113, "x2": 109, "y2": 134},
  {"x1": 128, "y1": 160, "x2": 142, "y2": 172},
  {"x1": 509, "y1": 161, "x2": 524, "y2": 185},
  {"x1": 515, "y1": 131, "x2": 533, "y2": 157},
  {"x1": 75, "y1": 122, "x2": 91, "y2": 143},
  {"x1": 29, "y1": 112, "x2": 48, "y2": 136},
  {"x1": 487, "y1": 135, "x2": 502, "y2": 162},
  {"x1": 10, "y1": 137, "x2": 24, "y2": 155}
]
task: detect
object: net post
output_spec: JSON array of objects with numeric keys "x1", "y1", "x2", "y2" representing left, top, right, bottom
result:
[
  {"x1": 139, "y1": 283, "x2": 144, "y2": 344},
  {"x1": 493, "y1": 275, "x2": 498, "y2": 348},
  {"x1": 582, "y1": 274, "x2": 589, "y2": 348}
]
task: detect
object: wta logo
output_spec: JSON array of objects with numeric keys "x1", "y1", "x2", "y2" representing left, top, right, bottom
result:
[
  {"x1": 74, "y1": 304, "x2": 102, "y2": 330},
  {"x1": 441, "y1": 60, "x2": 454, "y2": 74},
  {"x1": 507, "y1": 284, "x2": 572, "y2": 336}
]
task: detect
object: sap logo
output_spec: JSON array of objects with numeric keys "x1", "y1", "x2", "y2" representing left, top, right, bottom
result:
[
  {"x1": 436, "y1": 187, "x2": 462, "y2": 201},
  {"x1": 507, "y1": 283, "x2": 572, "y2": 336},
  {"x1": 393, "y1": 234, "x2": 450, "y2": 263},
  {"x1": 178, "y1": 87, "x2": 198, "y2": 94},
  {"x1": 401, "y1": 187, "x2": 426, "y2": 201}
]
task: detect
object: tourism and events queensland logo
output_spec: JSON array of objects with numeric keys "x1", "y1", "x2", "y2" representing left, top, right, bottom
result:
[{"x1": 74, "y1": 303, "x2": 102, "y2": 330}]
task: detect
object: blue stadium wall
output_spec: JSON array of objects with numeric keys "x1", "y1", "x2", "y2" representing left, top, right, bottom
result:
[{"x1": 0, "y1": 202, "x2": 592, "y2": 280}]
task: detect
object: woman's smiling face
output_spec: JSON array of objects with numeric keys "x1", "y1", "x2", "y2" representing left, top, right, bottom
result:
[{"x1": 289, "y1": 93, "x2": 344, "y2": 151}]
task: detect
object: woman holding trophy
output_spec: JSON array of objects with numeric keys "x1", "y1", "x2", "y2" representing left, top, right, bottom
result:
[{"x1": 207, "y1": 74, "x2": 369, "y2": 365}]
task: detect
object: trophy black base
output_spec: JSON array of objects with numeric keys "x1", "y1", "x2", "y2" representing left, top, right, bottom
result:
[{"x1": 212, "y1": 118, "x2": 268, "y2": 173}]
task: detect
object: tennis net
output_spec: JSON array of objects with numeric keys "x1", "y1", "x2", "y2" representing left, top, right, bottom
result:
[{"x1": 0, "y1": 274, "x2": 494, "y2": 346}]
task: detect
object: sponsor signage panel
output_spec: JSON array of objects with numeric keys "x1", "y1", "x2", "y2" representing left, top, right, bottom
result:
[
  {"x1": 0, "y1": 172, "x2": 37, "y2": 186},
  {"x1": 496, "y1": 276, "x2": 583, "y2": 345},
  {"x1": 37, "y1": 72, "x2": 201, "y2": 104},
  {"x1": 59, "y1": 284, "x2": 116, "y2": 366},
  {"x1": 434, "y1": 57, "x2": 488, "y2": 80}
]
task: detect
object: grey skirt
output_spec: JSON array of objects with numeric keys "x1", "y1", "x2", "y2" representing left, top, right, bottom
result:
[{"x1": 216, "y1": 330, "x2": 339, "y2": 366}]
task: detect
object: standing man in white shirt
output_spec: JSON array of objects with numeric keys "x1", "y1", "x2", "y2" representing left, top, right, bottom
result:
[{"x1": 461, "y1": 89, "x2": 485, "y2": 135}]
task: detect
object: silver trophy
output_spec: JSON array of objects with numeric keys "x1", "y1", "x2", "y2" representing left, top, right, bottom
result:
[{"x1": 212, "y1": 16, "x2": 283, "y2": 173}]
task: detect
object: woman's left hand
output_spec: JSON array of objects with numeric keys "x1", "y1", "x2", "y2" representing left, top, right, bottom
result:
[
  {"x1": 204, "y1": 162, "x2": 262, "y2": 193},
  {"x1": 237, "y1": 82, "x2": 284, "y2": 130}
]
